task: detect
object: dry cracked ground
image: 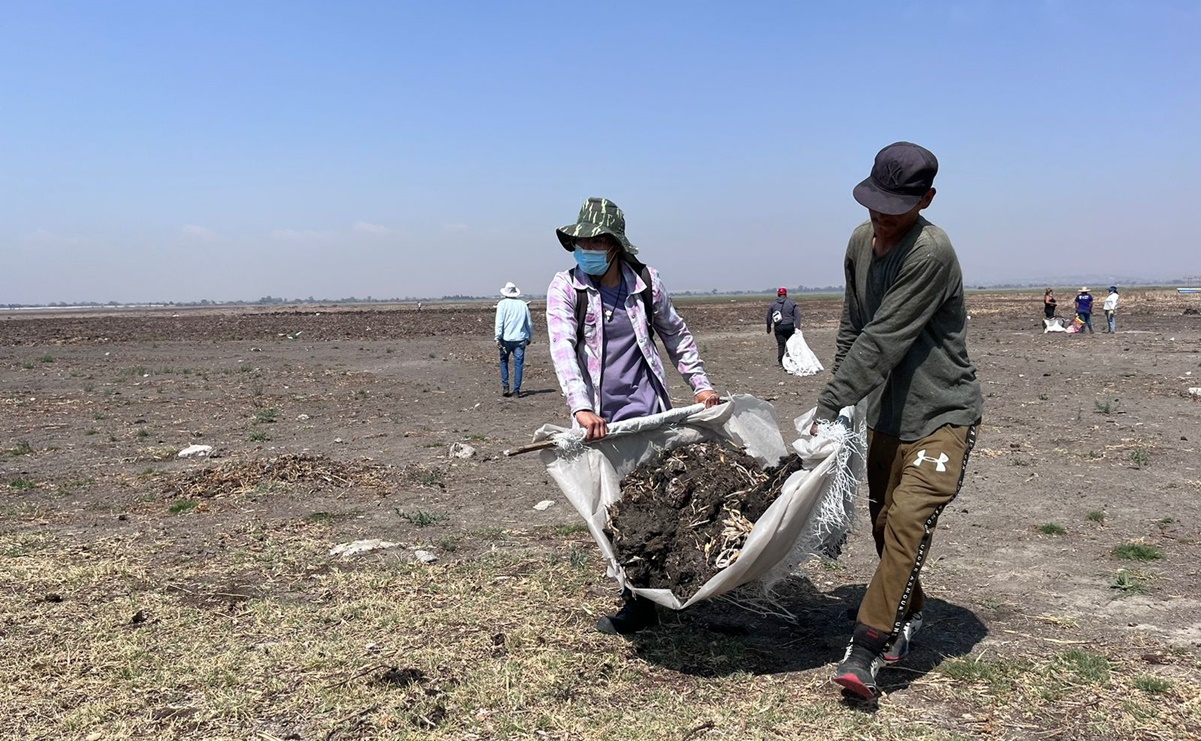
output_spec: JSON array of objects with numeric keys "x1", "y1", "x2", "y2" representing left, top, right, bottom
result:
[{"x1": 1, "y1": 290, "x2": 1200, "y2": 740}]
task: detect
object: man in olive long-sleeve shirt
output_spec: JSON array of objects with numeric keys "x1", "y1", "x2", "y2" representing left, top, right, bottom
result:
[{"x1": 814, "y1": 142, "x2": 983, "y2": 700}]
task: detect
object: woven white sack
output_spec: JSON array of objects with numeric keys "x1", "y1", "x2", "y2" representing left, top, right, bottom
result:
[
  {"x1": 782, "y1": 330, "x2": 824, "y2": 377},
  {"x1": 534, "y1": 394, "x2": 863, "y2": 610},
  {"x1": 1043, "y1": 317, "x2": 1069, "y2": 333}
]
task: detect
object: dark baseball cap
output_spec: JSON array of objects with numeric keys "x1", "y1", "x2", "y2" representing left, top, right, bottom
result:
[{"x1": 853, "y1": 142, "x2": 938, "y2": 215}]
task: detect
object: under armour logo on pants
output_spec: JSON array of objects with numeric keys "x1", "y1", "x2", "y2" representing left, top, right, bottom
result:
[{"x1": 911, "y1": 450, "x2": 949, "y2": 472}]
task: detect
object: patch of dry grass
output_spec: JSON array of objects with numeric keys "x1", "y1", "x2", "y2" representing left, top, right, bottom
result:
[
  {"x1": 137, "y1": 446, "x2": 178, "y2": 462},
  {"x1": 1, "y1": 527, "x2": 1199, "y2": 740},
  {"x1": 166, "y1": 453, "x2": 391, "y2": 500}
]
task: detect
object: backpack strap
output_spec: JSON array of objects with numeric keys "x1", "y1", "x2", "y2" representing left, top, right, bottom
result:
[
  {"x1": 571, "y1": 257, "x2": 656, "y2": 348},
  {"x1": 572, "y1": 268, "x2": 587, "y2": 348},
  {"x1": 623, "y1": 255, "x2": 655, "y2": 335}
]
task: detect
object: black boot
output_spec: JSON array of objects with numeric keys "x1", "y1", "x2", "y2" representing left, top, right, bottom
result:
[{"x1": 596, "y1": 594, "x2": 659, "y2": 635}]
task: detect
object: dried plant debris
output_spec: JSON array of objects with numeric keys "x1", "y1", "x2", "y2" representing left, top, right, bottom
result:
[
  {"x1": 607, "y1": 442, "x2": 803, "y2": 597},
  {"x1": 167, "y1": 453, "x2": 390, "y2": 499}
]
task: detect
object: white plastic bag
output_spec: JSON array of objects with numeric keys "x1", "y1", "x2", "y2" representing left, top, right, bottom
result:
[
  {"x1": 783, "y1": 330, "x2": 824, "y2": 377},
  {"x1": 535, "y1": 394, "x2": 863, "y2": 610},
  {"x1": 1043, "y1": 316, "x2": 1068, "y2": 333}
]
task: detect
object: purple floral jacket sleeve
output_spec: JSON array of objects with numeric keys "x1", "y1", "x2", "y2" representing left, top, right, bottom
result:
[{"x1": 546, "y1": 263, "x2": 713, "y2": 419}]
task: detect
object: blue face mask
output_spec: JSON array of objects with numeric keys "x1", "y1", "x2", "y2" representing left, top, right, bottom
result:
[{"x1": 573, "y1": 248, "x2": 612, "y2": 276}]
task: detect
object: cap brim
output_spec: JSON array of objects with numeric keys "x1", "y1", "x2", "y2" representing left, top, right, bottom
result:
[
  {"x1": 853, "y1": 178, "x2": 924, "y2": 216},
  {"x1": 555, "y1": 223, "x2": 637, "y2": 255}
]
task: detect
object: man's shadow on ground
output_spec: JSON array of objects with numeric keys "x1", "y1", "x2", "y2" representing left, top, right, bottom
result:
[
  {"x1": 628, "y1": 574, "x2": 987, "y2": 695},
  {"x1": 512, "y1": 388, "x2": 557, "y2": 398}
]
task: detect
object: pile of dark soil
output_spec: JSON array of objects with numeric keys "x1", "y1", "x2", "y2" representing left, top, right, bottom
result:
[{"x1": 606, "y1": 442, "x2": 804, "y2": 597}]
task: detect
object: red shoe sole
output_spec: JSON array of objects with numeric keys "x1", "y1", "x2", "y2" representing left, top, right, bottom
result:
[{"x1": 832, "y1": 673, "x2": 878, "y2": 699}]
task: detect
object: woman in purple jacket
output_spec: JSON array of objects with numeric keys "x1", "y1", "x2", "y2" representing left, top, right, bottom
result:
[
  {"x1": 546, "y1": 197, "x2": 720, "y2": 441},
  {"x1": 546, "y1": 197, "x2": 721, "y2": 636}
]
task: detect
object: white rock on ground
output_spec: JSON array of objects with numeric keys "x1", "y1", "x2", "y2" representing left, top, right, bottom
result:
[
  {"x1": 296, "y1": 414, "x2": 310, "y2": 421},
  {"x1": 413, "y1": 550, "x2": 438, "y2": 564},
  {"x1": 533, "y1": 500, "x2": 555, "y2": 511},
  {"x1": 177, "y1": 444, "x2": 214, "y2": 459},
  {"x1": 449, "y1": 442, "x2": 476, "y2": 459},
  {"x1": 329, "y1": 539, "x2": 399, "y2": 558}
]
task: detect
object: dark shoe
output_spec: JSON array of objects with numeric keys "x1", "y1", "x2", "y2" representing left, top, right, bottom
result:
[
  {"x1": 883, "y1": 611, "x2": 923, "y2": 663},
  {"x1": 502, "y1": 385, "x2": 511, "y2": 397},
  {"x1": 596, "y1": 595, "x2": 659, "y2": 635},
  {"x1": 832, "y1": 642, "x2": 884, "y2": 699},
  {"x1": 512, "y1": 387, "x2": 521, "y2": 398}
]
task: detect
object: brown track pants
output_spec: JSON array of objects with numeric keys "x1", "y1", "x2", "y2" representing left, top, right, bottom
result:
[{"x1": 857, "y1": 423, "x2": 978, "y2": 637}]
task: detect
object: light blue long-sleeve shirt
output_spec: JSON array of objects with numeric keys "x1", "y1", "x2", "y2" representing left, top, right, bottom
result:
[{"x1": 494, "y1": 297, "x2": 532, "y2": 342}]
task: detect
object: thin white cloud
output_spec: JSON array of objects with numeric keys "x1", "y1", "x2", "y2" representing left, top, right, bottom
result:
[
  {"x1": 28, "y1": 229, "x2": 85, "y2": 245},
  {"x1": 352, "y1": 221, "x2": 391, "y2": 235},
  {"x1": 271, "y1": 228, "x2": 332, "y2": 241},
  {"x1": 442, "y1": 223, "x2": 469, "y2": 232},
  {"x1": 271, "y1": 224, "x2": 398, "y2": 241},
  {"x1": 181, "y1": 224, "x2": 216, "y2": 239}
]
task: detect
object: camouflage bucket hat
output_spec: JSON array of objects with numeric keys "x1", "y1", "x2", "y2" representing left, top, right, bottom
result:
[{"x1": 555, "y1": 197, "x2": 639, "y2": 255}]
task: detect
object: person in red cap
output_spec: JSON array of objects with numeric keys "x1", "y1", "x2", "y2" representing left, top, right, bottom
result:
[{"x1": 765, "y1": 287, "x2": 801, "y2": 366}]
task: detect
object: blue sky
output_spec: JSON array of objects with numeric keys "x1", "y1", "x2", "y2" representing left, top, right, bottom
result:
[{"x1": 2, "y1": 1, "x2": 1198, "y2": 303}]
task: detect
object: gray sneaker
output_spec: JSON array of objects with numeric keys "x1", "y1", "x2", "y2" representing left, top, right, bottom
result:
[{"x1": 883, "y1": 611, "x2": 923, "y2": 663}]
